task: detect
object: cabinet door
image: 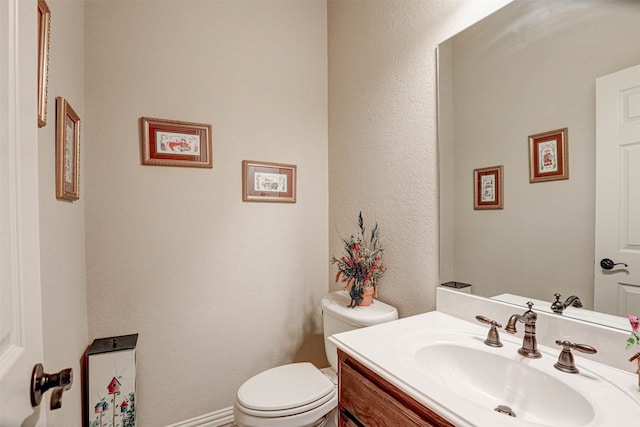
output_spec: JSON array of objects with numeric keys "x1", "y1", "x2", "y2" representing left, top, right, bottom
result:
[
  {"x1": 340, "y1": 361, "x2": 434, "y2": 427},
  {"x1": 338, "y1": 351, "x2": 454, "y2": 427}
]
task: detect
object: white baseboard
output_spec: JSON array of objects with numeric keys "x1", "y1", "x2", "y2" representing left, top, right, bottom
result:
[{"x1": 165, "y1": 406, "x2": 234, "y2": 427}]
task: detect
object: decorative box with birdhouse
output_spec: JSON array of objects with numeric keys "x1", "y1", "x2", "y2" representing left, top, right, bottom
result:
[{"x1": 85, "y1": 334, "x2": 138, "y2": 427}]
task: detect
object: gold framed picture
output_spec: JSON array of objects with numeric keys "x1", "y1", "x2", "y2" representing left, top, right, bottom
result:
[
  {"x1": 56, "y1": 97, "x2": 80, "y2": 201},
  {"x1": 38, "y1": 0, "x2": 51, "y2": 127},
  {"x1": 473, "y1": 165, "x2": 503, "y2": 210},
  {"x1": 242, "y1": 160, "x2": 297, "y2": 203},
  {"x1": 528, "y1": 128, "x2": 569, "y2": 183},
  {"x1": 140, "y1": 117, "x2": 213, "y2": 168}
]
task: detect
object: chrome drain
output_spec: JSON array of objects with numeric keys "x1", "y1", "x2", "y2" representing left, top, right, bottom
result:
[{"x1": 495, "y1": 405, "x2": 516, "y2": 417}]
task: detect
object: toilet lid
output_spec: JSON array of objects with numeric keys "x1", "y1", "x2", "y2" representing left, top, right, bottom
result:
[{"x1": 237, "y1": 362, "x2": 335, "y2": 413}]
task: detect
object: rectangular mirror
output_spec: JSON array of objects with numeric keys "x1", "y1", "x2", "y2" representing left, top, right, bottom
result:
[{"x1": 438, "y1": 0, "x2": 640, "y2": 329}]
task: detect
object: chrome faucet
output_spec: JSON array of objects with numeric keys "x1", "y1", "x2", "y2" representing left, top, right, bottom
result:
[
  {"x1": 505, "y1": 301, "x2": 541, "y2": 358},
  {"x1": 551, "y1": 293, "x2": 583, "y2": 314}
]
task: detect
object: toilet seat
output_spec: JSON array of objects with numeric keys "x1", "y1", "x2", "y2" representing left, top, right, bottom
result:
[
  {"x1": 236, "y1": 362, "x2": 336, "y2": 418},
  {"x1": 234, "y1": 397, "x2": 337, "y2": 427},
  {"x1": 234, "y1": 291, "x2": 397, "y2": 427}
]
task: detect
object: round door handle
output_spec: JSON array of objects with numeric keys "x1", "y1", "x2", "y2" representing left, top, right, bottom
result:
[{"x1": 600, "y1": 258, "x2": 628, "y2": 270}]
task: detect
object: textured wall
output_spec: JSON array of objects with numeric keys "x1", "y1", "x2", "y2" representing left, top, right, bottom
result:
[
  {"x1": 328, "y1": 0, "x2": 511, "y2": 318},
  {"x1": 37, "y1": 0, "x2": 88, "y2": 425},
  {"x1": 84, "y1": 1, "x2": 328, "y2": 425}
]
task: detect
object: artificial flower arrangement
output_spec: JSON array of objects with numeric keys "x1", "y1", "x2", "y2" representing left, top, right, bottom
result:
[
  {"x1": 627, "y1": 314, "x2": 640, "y2": 365},
  {"x1": 331, "y1": 212, "x2": 386, "y2": 308}
]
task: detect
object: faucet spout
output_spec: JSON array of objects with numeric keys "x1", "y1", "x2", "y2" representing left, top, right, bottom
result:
[
  {"x1": 505, "y1": 313, "x2": 527, "y2": 333},
  {"x1": 551, "y1": 293, "x2": 583, "y2": 313},
  {"x1": 505, "y1": 301, "x2": 541, "y2": 359},
  {"x1": 564, "y1": 295, "x2": 583, "y2": 308}
]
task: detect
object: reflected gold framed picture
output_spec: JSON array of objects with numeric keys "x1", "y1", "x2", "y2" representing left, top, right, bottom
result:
[
  {"x1": 242, "y1": 160, "x2": 297, "y2": 203},
  {"x1": 56, "y1": 97, "x2": 80, "y2": 201},
  {"x1": 140, "y1": 117, "x2": 213, "y2": 168},
  {"x1": 473, "y1": 165, "x2": 503, "y2": 210},
  {"x1": 528, "y1": 127, "x2": 568, "y2": 183},
  {"x1": 38, "y1": 0, "x2": 51, "y2": 127}
]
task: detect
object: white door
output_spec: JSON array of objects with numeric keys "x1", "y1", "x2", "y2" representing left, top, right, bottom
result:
[
  {"x1": 0, "y1": 0, "x2": 46, "y2": 425},
  {"x1": 594, "y1": 63, "x2": 640, "y2": 316}
]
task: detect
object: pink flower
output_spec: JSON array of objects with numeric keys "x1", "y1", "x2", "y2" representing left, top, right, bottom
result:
[
  {"x1": 627, "y1": 314, "x2": 640, "y2": 352},
  {"x1": 628, "y1": 314, "x2": 640, "y2": 332}
]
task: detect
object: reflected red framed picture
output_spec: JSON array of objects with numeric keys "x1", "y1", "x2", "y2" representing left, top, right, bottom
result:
[
  {"x1": 242, "y1": 160, "x2": 296, "y2": 203},
  {"x1": 473, "y1": 165, "x2": 503, "y2": 210},
  {"x1": 140, "y1": 117, "x2": 212, "y2": 168},
  {"x1": 528, "y1": 128, "x2": 568, "y2": 183}
]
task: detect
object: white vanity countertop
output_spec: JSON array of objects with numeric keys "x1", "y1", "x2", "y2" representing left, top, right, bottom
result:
[{"x1": 329, "y1": 311, "x2": 640, "y2": 427}]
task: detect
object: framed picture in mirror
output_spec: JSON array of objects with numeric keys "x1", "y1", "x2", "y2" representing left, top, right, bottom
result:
[
  {"x1": 528, "y1": 128, "x2": 568, "y2": 183},
  {"x1": 473, "y1": 165, "x2": 503, "y2": 210}
]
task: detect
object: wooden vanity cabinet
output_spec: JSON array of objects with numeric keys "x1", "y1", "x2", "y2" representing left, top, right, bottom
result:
[{"x1": 337, "y1": 349, "x2": 454, "y2": 427}]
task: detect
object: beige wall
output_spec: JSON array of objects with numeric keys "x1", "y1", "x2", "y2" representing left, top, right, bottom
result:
[
  {"x1": 30, "y1": 0, "x2": 520, "y2": 425},
  {"x1": 328, "y1": 0, "x2": 510, "y2": 318},
  {"x1": 37, "y1": 0, "x2": 88, "y2": 425},
  {"x1": 84, "y1": 1, "x2": 327, "y2": 425},
  {"x1": 440, "y1": 0, "x2": 640, "y2": 306}
]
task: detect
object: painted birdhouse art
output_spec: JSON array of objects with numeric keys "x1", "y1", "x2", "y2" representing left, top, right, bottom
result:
[
  {"x1": 86, "y1": 334, "x2": 138, "y2": 427},
  {"x1": 94, "y1": 401, "x2": 109, "y2": 413},
  {"x1": 108, "y1": 377, "x2": 121, "y2": 394}
]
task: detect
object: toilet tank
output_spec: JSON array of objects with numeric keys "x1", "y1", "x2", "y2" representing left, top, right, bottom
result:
[{"x1": 321, "y1": 291, "x2": 398, "y2": 371}]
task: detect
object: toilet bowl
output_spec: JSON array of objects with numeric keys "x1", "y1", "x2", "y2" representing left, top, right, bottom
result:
[
  {"x1": 233, "y1": 291, "x2": 398, "y2": 427},
  {"x1": 234, "y1": 363, "x2": 337, "y2": 427}
]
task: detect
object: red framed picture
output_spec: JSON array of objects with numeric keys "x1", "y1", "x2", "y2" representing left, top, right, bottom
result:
[
  {"x1": 528, "y1": 128, "x2": 568, "y2": 183},
  {"x1": 473, "y1": 165, "x2": 503, "y2": 210},
  {"x1": 140, "y1": 117, "x2": 212, "y2": 168},
  {"x1": 242, "y1": 160, "x2": 296, "y2": 203}
]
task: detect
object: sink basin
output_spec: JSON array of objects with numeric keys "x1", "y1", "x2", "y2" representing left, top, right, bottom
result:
[
  {"x1": 397, "y1": 329, "x2": 640, "y2": 425},
  {"x1": 412, "y1": 340, "x2": 594, "y2": 426},
  {"x1": 331, "y1": 311, "x2": 640, "y2": 427}
]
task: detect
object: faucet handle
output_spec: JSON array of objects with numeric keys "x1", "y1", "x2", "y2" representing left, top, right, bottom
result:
[
  {"x1": 553, "y1": 340, "x2": 597, "y2": 374},
  {"x1": 475, "y1": 315, "x2": 503, "y2": 347},
  {"x1": 551, "y1": 293, "x2": 564, "y2": 313},
  {"x1": 475, "y1": 315, "x2": 502, "y2": 327},
  {"x1": 555, "y1": 340, "x2": 597, "y2": 354}
]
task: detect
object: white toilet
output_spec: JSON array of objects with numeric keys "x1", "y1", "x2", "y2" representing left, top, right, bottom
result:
[{"x1": 233, "y1": 291, "x2": 398, "y2": 427}]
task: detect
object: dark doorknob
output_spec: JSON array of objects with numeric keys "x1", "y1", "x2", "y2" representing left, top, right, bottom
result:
[
  {"x1": 30, "y1": 363, "x2": 73, "y2": 409},
  {"x1": 600, "y1": 258, "x2": 628, "y2": 270}
]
